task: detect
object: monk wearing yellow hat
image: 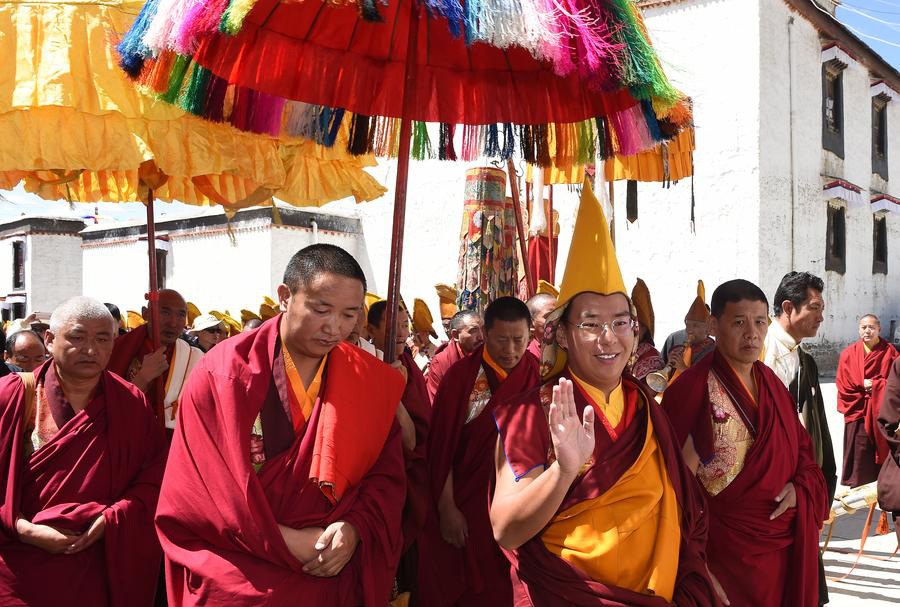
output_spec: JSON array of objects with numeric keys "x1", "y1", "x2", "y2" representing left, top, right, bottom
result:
[
  {"x1": 435, "y1": 284, "x2": 459, "y2": 335},
  {"x1": 489, "y1": 179, "x2": 719, "y2": 607},
  {"x1": 630, "y1": 279, "x2": 664, "y2": 385},
  {"x1": 241, "y1": 309, "x2": 262, "y2": 331},
  {"x1": 411, "y1": 299, "x2": 438, "y2": 370},
  {"x1": 661, "y1": 281, "x2": 716, "y2": 388}
]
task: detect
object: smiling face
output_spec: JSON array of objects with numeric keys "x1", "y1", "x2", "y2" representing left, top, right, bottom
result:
[
  {"x1": 709, "y1": 299, "x2": 769, "y2": 368},
  {"x1": 368, "y1": 307, "x2": 411, "y2": 354},
  {"x1": 46, "y1": 317, "x2": 116, "y2": 380},
  {"x1": 277, "y1": 272, "x2": 364, "y2": 361},
  {"x1": 556, "y1": 292, "x2": 635, "y2": 392}
]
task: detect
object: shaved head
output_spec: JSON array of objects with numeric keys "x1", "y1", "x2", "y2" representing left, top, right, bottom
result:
[
  {"x1": 50, "y1": 296, "x2": 116, "y2": 334},
  {"x1": 860, "y1": 314, "x2": 880, "y2": 325},
  {"x1": 143, "y1": 289, "x2": 188, "y2": 346}
]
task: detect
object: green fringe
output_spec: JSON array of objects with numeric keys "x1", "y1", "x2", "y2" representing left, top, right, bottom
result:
[
  {"x1": 607, "y1": 0, "x2": 680, "y2": 105},
  {"x1": 411, "y1": 122, "x2": 433, "y2": 160},
  {"x1": 576, "y1": 121, "x2": 595, "y2": 166},
  {"x1": 161, "y1": 54, "x2": 191, "y2": 104},
  {"x1": 180, "y1": 65, "x2": 212, "y2": 116}
]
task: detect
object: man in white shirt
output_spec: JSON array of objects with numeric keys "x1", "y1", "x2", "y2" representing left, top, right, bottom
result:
[{"x1": 761, "y1": 271, "x2": 835, "y2": 607}]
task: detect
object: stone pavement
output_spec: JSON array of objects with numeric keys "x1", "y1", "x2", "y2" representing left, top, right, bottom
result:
[{"x1": 819, "y1": 380, "x2": 900, "y2": 606}]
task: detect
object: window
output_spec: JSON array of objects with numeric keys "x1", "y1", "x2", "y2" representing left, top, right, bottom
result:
[
  {"x1": 822, "y1": 65, "x2": 844, "y2": 158},
  {"x1": 12, "y1": 241, "x2": 24, "y2": 290},
  {"x1": 873, "y1": 98, "x2": 888, "y2": 180},
  {"x1": 873, "y1": 215, "x2": 888, "y2": 274},
  {"x1": 11, "y1": 302, "x2": 25, "y2": 321},
  {"x1": 826, "y1": 204, "x2": 846, "y2": 273},
  {"x1": 155, "y1": 249, "x2": 167, "y2": 289}
]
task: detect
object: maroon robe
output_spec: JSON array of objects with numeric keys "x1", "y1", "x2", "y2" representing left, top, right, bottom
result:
[
  {"x1": 107, "y1": 324, "x2": 174, "y2": 423},
  {"x1": 418, "y1": 346, "x2": 540, "y2": 607},
  {"x1": 493, "y1": 372, "x2": 716, "y2": 607},
  {"x1": 663, "y1": 350, "x2": 828, "y2": 607},
  {"x1": 0, "y1": 360, "x2": 167, "y2": 607},
  {"x1": 156, "y1": 317, "x2": 407, "y2": 607},
  {"x1": 398, "y1": 351, "x2": 431, "y2": 550},
  {"x1": 837, "y1": 339, "x2": 898, "y2": 482},
  {"x1": 426, "y1": 339, "x2": 465, "y2": 402}
]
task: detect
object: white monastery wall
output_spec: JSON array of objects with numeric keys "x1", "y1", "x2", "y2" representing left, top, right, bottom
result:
[
  {"x1": 82, "y1": 238, "x2": 155, "y2": 315},
  {"x1": 758, "y1": 0, "x2": 900, "y2": 366},
  {"x1": 610, "y1": 0, "x2": 764, "y2": 344},
  {"x1": 27, "y1": 233, "x2": 82, "y2": 314}
]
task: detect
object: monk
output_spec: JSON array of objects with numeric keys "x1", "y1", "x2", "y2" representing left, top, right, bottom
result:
[
  {"x1": 436, "y1": 284, "x2": 459, "y2": 335},
  {"x1": 156, "y1": 244, "x2": 406, "y2": 607},
  {"x1": 419, "y1": 296, "x2": 539, "y2": 607},
  {"x1": 630, "y1": 278, "x2": 663, "y2": 384},
  {"x1": 426, "y1": 310, "x2": 483, "y2": 401},
  {"x1": 663, "y1": 279, "x2": 828, "y2": 607},
  {"x1": 526, "y1": 292, "x2": 557, "y2": 361},
  {"x1": 877, "y1": 356, "x2": 900, "y2": 544},
  {"x1": 664, "y1": 281, "x2": 715, "y2": 388},
  {"x1": 107, "y1": 288, "x2": 203, "y2": 432},
  {"x1": 0, "y1": 297, "x2": 167, "y2": 607},
  {"x1": 411, "y1": 299, "x2": 439, "y2": 370},
  {"x1": 837, "y1": 313, "x2": 898, "y2": 487},
  {"x1": 490, "y1": 180, "x2": 717, "y2": 607},
  {"x1": 5, "y1": 330, "x2": 48, "y2": 373}
]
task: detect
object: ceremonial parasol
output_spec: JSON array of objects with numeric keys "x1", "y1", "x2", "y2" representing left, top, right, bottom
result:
[
  {"x1": 120, "y1": 0, "x2": 690, "y2": 361},
  {"x1": 0, "y1": 0, "x2": 386, "y2": 361}
]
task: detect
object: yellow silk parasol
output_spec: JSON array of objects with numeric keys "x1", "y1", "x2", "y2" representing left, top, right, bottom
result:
[{"x1": 0, "y1": 0, "x2": 386, "y2": 207}]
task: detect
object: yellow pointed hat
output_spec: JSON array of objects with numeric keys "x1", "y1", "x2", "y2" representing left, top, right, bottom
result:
[
  {"x1": 412, "y1": 299, "x2": 438, "y2": 338},
  {"x1": 544, "y1": 178, "x2": 627, "y2": 378},
  {"x1": 557, "y1": 178, "x2": 626, "y2": 306},
  {"x1": 536, "y1": 280, "x2": 559, "y2": 299},
  {"x1": 241, "y1": 309, "x2": 261, "y2": 324},
  {"x1": 434, "y1": 284, "x2": 458, "y2": 319},
  {"x1": 363, "y1": 292, "x2": 383, "y2": 316},
  {"x1": 685, "y1": 280, "x2": 709, "y2": 322},
  {"x1": 186, "y1": 302, "x2": 201, "y2": 328},
  {"x1": 126, "y1": 310, "x2": 145, "y2": 330},
  {"x1": 631, "y1": 278, "x2": 654, "y2": 341}
]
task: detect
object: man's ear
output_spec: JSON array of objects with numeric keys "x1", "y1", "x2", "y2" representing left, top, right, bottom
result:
[
  {"x1": 276, "y1": 284, "x2": 291, "y2": 309},
  {"x1": 781, "y1": 300, "x2": 794, "y2": 318},
  {"x1": 707, "y1": 317, "x2": 718, "y2": 339}
]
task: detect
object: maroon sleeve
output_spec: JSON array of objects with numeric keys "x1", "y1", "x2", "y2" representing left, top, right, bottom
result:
[
  {"x1": 660, "y1": 361, "x2": 716, "y2": 463},
  {"x1": 0, "y1": 375, "x2": 27, "y2": 541},
  {"x1": 492, "y1": 386, "x2": 551, "y2": 480},
  {"x1": 340, "y1": 421, "x2": 407, "y2": 607},
  {"x1": 104, "y1": 388, "x2": 168, "y2": 607}
]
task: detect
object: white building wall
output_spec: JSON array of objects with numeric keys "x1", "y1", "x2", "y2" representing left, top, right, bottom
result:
[
  {"x1": 758, "y1": 0, "x2": 900, "y2": 365},
  {"x1": 609, "y1": 0, "x2": 764, "y2": 343},
  {"x1": 27, "y1": 233, "x2": 82, "y2": 314},
  {"x1": 165, "y1": 225, "x2": 273, "y2": 316},
  {"x1": 82, "y1": 239, "x2": 154, "y2": 314}
]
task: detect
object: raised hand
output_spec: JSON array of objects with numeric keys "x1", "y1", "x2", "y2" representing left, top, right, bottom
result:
[{"x1": 549, "y1": 378, "x2": 595, "y2": 476}]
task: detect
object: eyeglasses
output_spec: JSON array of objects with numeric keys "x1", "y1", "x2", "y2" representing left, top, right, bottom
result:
[{"x1": 569, "y1": 318, "x2": 635, "y2": 338}]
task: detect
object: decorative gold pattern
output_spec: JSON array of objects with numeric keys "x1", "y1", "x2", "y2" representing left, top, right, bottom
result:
[
  {"x1": 696, "y1": 374, "x2": 754, "y2": 496},
  {"x1": 465, "y1": 367, "x2": 494, "y2": 424}
]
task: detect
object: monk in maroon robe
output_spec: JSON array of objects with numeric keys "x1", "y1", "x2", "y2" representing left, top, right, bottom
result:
[
  {"x1": 107, "y1": 289, "x2": 202, "y2": 432},
  {"x1": 836, "y1": 314, "x2": 898, "y2": 487},
  {"x1": 156, "y1": 245, "x2": 407, "y2": 607},
  {"x1": 526, "y1": 293, "x2": 556, "y2": 362},
  {"x1": 419, "y1": 297, "x2": 539, "y2": 607},
  {"x1": 367, "y1": 299, "x2": 432, "y2": 602},
  {"x1": 426, "y1": 310, "x2": 483, "y2": 401},
  {"x1": 0, "y1": 297, "x2": 167, "y2": 607},
  {"x1": 664, "y1": 280, "x2": 827, "y2": 607}
]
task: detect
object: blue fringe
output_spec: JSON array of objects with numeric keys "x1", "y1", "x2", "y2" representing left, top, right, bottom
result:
[
  {"x1": 316, "y1": 108, "x2": 345, "y2": 147},
  {"x1": 463, "y1": 0, "x2": 479, "y2": 45},
  {"x1": 117, "y1": 0, "x2": 159, "y2": 78},
  {"x1": 484, "y1": 124, "x2": 500, "y2": 157},
  {"x1": 500, "y1": 123, "x2": 515, "y2": 159},
  {"x1": 425, "y1": 0, "x2": 464, "y2": 38},
  {"x1": 641, "y1": 100, "x2": 663, "y2": 143}
]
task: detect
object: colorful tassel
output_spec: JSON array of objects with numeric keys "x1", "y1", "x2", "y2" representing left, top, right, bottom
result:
[
  {"x1": 411, "y1": 122, "x2": 434, "y2": 160},
  {"x1": 160, "y1": 54, "x2": 192, "y2": 104},
  {"x1": 500, "y1": 123, "x2": 515, "y2": 159},
  {"x1": 358, "y1": 0, "x2": 383, "y2": 22},
  {"x1": 484, "y1": 124, "x2": 501, "y2": 158},
  {"x1": 439, "y1": 123, "x2": 457, "y2": 161},
  {"x1": 180, "y1": 64, "x2": 212, "y2": 116},
  {"x1": 349, "y1": 114, "x2": 371, "y2": 155},
  {"x1": 117, "y1": 0, "x2": 161, "y2": 77}
]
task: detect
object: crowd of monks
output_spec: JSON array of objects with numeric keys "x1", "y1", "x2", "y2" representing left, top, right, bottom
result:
[{"x1": 3, "y1": 178, "x2": 900, "y2": 607}]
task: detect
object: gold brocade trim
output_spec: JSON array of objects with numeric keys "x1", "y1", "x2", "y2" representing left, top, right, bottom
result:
[{"x1": 696, "y1": 374, "x2": 754, "y2": 496}]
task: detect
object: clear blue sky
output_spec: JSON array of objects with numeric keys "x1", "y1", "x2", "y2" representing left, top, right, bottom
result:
[{"x1": 833, "y1": 0, "x2": 900, "y2": 71}]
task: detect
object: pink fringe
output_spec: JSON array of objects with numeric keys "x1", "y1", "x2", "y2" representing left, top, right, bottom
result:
[{"x1": 174, "y1": 0, "x2": 231, "y2": 54}]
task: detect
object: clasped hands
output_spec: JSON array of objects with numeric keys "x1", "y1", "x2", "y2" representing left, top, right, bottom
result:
[
  {"x1": 280, "y1": 521, "x2": 359, "y2": 577},
  {"x1": 16, "y1": 514, "x2": 106, "y2": 555}
]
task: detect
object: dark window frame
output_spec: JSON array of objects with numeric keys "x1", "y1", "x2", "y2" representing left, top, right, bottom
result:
[
  {"x1": 12, "y1": 241, "x2": 25, "y2": 290},
  {"x1": 873, "y1": 97, "x2": 889, "y2": 180},
  {"x1": 822, "y1": 64, "x2": 845, "y2": 158},
  {"x1": 826, "y1": 203, "x2": 847, "y2": 274},
  {"x1": 155, "y1": 248, "x2": 167, "y2": 290},
  {"x1": 873, "y1": 213, "x2": 888, "y2": 274}
]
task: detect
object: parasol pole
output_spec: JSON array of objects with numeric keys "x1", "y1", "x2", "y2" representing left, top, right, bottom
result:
[
  {"x1": 145, "y1": 188, "x2": 164, "y2": 424},
  {"x1": 507, "y1": 159, "x2": 533, "y2": 297},
  {"x1": 548, "y1": 184, "x2": 555, "y2": 283},
  {"x1": 383, "y1": 0, "x2": 421, "y2": 364}
]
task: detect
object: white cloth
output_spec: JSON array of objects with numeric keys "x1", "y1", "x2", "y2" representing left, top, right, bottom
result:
[
  {"x1": 762, "y1": 319, "x2": 801, "y2": 389},
  {"x1": 357, "y1": 337, "x2": 383, "y2": 361},
  {"x1": 164, "y1": 339, "x2": 204, "y2": 429}
]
